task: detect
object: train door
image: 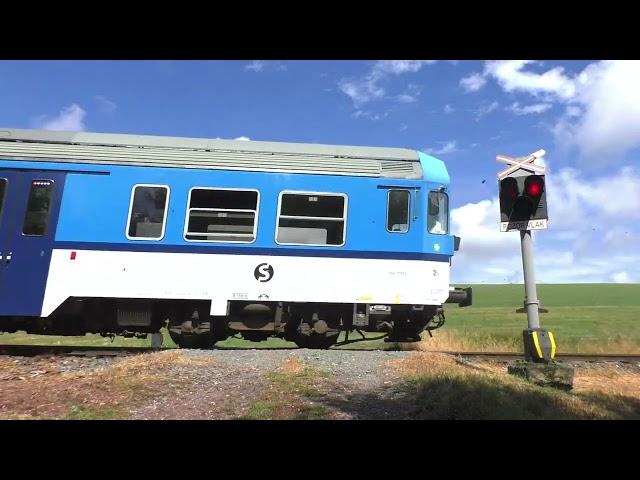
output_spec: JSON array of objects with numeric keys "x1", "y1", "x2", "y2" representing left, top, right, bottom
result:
[{"x1": 0, "y1": 170, "x2": 65, "y2": 317}]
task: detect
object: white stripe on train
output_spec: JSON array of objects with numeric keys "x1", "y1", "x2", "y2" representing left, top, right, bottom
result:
[{"x1": 41, "y1": 249, "x2": 451, "y2": 317}]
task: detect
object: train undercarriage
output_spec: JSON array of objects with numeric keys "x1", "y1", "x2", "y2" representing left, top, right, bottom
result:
[
  {"x1": 0, "y1": 289, "x2": 471, "y2": 349},
  {"x1": 0, "y1": 301, "x2": 443, "y2": 349}
]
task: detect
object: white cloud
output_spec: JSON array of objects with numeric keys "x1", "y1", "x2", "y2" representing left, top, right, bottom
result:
[
  {"x1": 451, "y1": 166, "x2": 640, "y2": 283},
  {"x1": 339, "y1": 71, "x2": 386, "y2": 106},
  {"x1": 375, "y1": 60, "x2": 436, "y2": 74},
  {"x1": 94, "y1": 95, "x2": 117, "y2": 113},
  {"x1": 546, "y1": 166, "x2": 640, "y2": 227},
  {"x1": 484, "y1": 60, "x2": 576, "y2": 99},
  {"x1": 470, "y1": 60, "x2": 640, "y2": 163},
  {"x1": 444, "y1": 104, "x2": 454, "y2": 114},
  {"x1": 244, "y1": 61, "x2": 287, "y2": 72},
  {"x1": 459, "y1": 73, "x2": 487, "y2": 92},
  {"x1": 553, "y1": 60, "x2": 640, "y2": 163},
  {"x1": 396, "y1": 84, "x2": 422, "y2": 103},
  {"x1": 424, "y1": 141, "x2": 458, "y2": 155},
  {"x1": 245, "y1": 61, "x2": 265, "y2": 72},
  {"x1": 32, "y1": 104, "x2": 86, "y2": 131},
  {"x1": 507, "y1": 102, "x2": 552, "y2": 115},
  {"x1": 611, "y1": 272, "x2": 633, "y2": 283},
  {"x1": 234, "y1": 136, "x2": 251, "y2": 141},
  {"x1": 602, "y1": 227, "x2": 638, "y2": 252},
  {"x1": 476, "y1": 101, "x2": 499, "y2": 120},
  {"x1": 351, "y1": 110, "x2": 389, "y2": 121},
  {"x1": 565, "y1": 105, "x2": 582, "y2": 117},
  {"x1": 338, "y1": 60, "x2": 435, "y2": 107},
  {"x1": 450, "y1": 198, "x2": 522, "y2": 283}
]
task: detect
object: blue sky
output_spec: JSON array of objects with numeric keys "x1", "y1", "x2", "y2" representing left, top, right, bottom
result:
[{"x1": 0, "y1": 60, "x2": 638, "y2": 283}]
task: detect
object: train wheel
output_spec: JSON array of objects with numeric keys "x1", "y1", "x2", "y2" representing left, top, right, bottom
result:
[
  {"x1": 294, "y1": 331, "x2": 339, "y2": 349},
  {"x1": 386, "y1": 320, "x2": 423, "y2": 343},
  {"x1": 168, "y1": 329, "x2": 216, "y2": 349},
  {"x1": 168, "y1": 313, "x2": 217, "y2": 349}
]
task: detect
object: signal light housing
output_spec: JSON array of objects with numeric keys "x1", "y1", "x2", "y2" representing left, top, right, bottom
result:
[
  {"x1": 499, "y1": 173, "x2": 547, "y2": 224},
  {"x1": 499, "y1": 177, "x2": 519, "y2": 222}
]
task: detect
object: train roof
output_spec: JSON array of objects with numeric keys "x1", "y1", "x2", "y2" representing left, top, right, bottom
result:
[{"x1": 0, "y1": 128, "x2": 424, "y2": 180}]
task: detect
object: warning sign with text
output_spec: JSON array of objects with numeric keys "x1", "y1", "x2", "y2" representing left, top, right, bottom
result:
[{"x1": 500, "y1": 219, "x2": 548, "y2": 232}]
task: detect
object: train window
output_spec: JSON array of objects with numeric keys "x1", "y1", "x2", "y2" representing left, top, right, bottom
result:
[
  {"x1": 184, "y1": 188, "x2": 259, "y2": 243},
  {"x1": 428, "y1": 191, "x2": 448, "y2": 235},
  {"x1": 276, "y1": 192, "x2": 347, "y2": 246},
  {"x1": 0, "y1": 178, "x2": 6, "y2": 225},
  {"x1": 386, "y1": 190, "x2": 410, "y2": 233},
  {"x1": 126, "y1": 185, "x2": 169, "y2": 240},
  {"x1": 22, "y1": 180, "x2": 54, "y2": 236}
]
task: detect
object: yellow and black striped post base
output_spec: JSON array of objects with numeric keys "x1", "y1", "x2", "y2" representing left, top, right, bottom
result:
[{"x1": 523, "y1": 328, "x2": 556, "y2": 363}]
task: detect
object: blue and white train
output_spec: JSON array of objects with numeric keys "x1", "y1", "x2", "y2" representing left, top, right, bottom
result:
[{"x1": 0, "y1": 128, "x2": 470, "y2": 349}]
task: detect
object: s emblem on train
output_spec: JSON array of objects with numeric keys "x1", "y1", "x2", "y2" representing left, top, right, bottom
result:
[{"x1": 254, "y1": 263, "x2": 274, "y2": 282}]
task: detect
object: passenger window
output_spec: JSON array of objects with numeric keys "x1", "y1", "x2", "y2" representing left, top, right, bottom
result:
[
  {"x1": 0, "y1": 178, "x2": 7, "y2": 224},
  {"x1": 428, "y1": 191, "x2": 448, "y2": 235},
  {"x1": 126, "y1": 185, "x2": 169, "y2": 240},
  {"x1": 276, "y1": 192, "x2": 346, "y2": 246},
  {"x1": 23, "y1": 180, "x2": 54, "y2": 236},
  {"x1": 387, "y1": 190, "x2": 410, "y2": 233},
  {"x1": 185, "y1": 188, "x2": 258, "y2": 242}
]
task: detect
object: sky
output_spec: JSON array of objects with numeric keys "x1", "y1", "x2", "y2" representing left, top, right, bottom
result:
[{"x1": 0, "y1": 60, "x2": 638, "y2": 284}]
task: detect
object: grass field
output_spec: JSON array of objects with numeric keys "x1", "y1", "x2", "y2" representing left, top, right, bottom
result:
[
  {"x1": 1, "y1": 283, "x2": 638, "y2": 353},
  {"x1": 441, "y1": 283, "x2": 640, "y2": 353}
]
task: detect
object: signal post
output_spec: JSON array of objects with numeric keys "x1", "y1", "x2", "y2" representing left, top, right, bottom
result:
[
  {"x1": 497, "y1": 150, "x2": 573, "y2": 389},
  {"x1": 497, "y1": 150, "x2": 555, "y2": 364}
]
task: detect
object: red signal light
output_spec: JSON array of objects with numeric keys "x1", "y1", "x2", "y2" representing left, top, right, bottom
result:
[
  {"x1": 525, "y1": 176, "x2": 544, "y2": 198},
  {"x1": 527, "y1": 182, "x2": 541, "y2": 196}
]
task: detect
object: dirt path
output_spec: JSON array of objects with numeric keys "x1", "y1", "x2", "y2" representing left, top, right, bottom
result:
[
  {"x1": 0, "y1": 350, "x2": 414, "y2": 419},
  {"x1": 2, "y1": 349, "x2": 640, "y2": 420},
  {"x1": 128, "y1": 350, "x2": 415, "y2": 419}
]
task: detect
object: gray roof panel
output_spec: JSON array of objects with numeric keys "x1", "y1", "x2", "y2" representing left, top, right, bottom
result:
[
  {"x1": 0, "y1": 129, "x2": 422, "y2": 179},
  {"x1": 0, "y1": 128, "x2": 421, "y2": 179}
]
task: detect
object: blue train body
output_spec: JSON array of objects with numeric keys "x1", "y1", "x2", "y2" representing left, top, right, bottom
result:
[{"x1": 0, "y1": 129, "x2": 464, "y2": 348}]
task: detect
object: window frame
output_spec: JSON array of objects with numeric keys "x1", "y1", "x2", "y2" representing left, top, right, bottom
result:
[
  {"x1": 183, "y1": 186, "x2": 260, "y2": 244},
  {"x1": 427, "y1": 190, "x2": 449, "y2": 236},
  {"x1": 275, "y1": 190, "x2": 348, "y2": 247},
  {"x1": 385, "y1": 188, "x2": 411, "y2": 234},
  {"x1": 22, "y1": 179, "x2": 55, "y2": 237},
  {"x1": 125, "y1": 183, "x2": 170, "y2": 241}
]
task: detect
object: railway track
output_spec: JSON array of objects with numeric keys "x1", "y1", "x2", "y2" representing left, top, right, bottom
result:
[
  {"x1": 0, "y1": 344, "x2": 167, "y2": 357},
  {"x1": 433, "y1": 351, "x2": 640, "y2": 364},
  {"x1": 0, "y1": 344, "x2": 639, "y2": 364}
]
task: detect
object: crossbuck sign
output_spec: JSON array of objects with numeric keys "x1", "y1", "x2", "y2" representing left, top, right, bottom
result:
[
  {"x1": 496, "y1": 149, "x2": 546, "y2": 179},
  {"x1": 497, "y1": 149, "x2": 548, "y2": 232}
]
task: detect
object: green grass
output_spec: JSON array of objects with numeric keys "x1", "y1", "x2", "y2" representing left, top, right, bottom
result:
[
  {"x1": 241, "y1": 361, "x2": 330, "y2": 420},
  {"x1": 0, "y1": 331, "x2": 160, "y2": 347},
  {"x1": 1, "y1": 284, "x2": 638, "y2": 352},
  {"x1": 443, "y1": 283, "x2": 640, "y2": 353},
  {"x1": 0, "y1": 327, "x2": 379, "y2": 349},
  {"x1": 452, "y1": 283, "x2": 640, "y2": 308},
  {"x1": 242, "y1": 400, "x2": 281, "y2": 420},
  {"x1": 443, "y1": 306, "x2": 640, "y2": 351}
]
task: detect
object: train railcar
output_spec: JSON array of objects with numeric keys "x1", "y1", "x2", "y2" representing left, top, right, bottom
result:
[{"x1": 0, "y1": 128, "x2": 470, "y2": 349}]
